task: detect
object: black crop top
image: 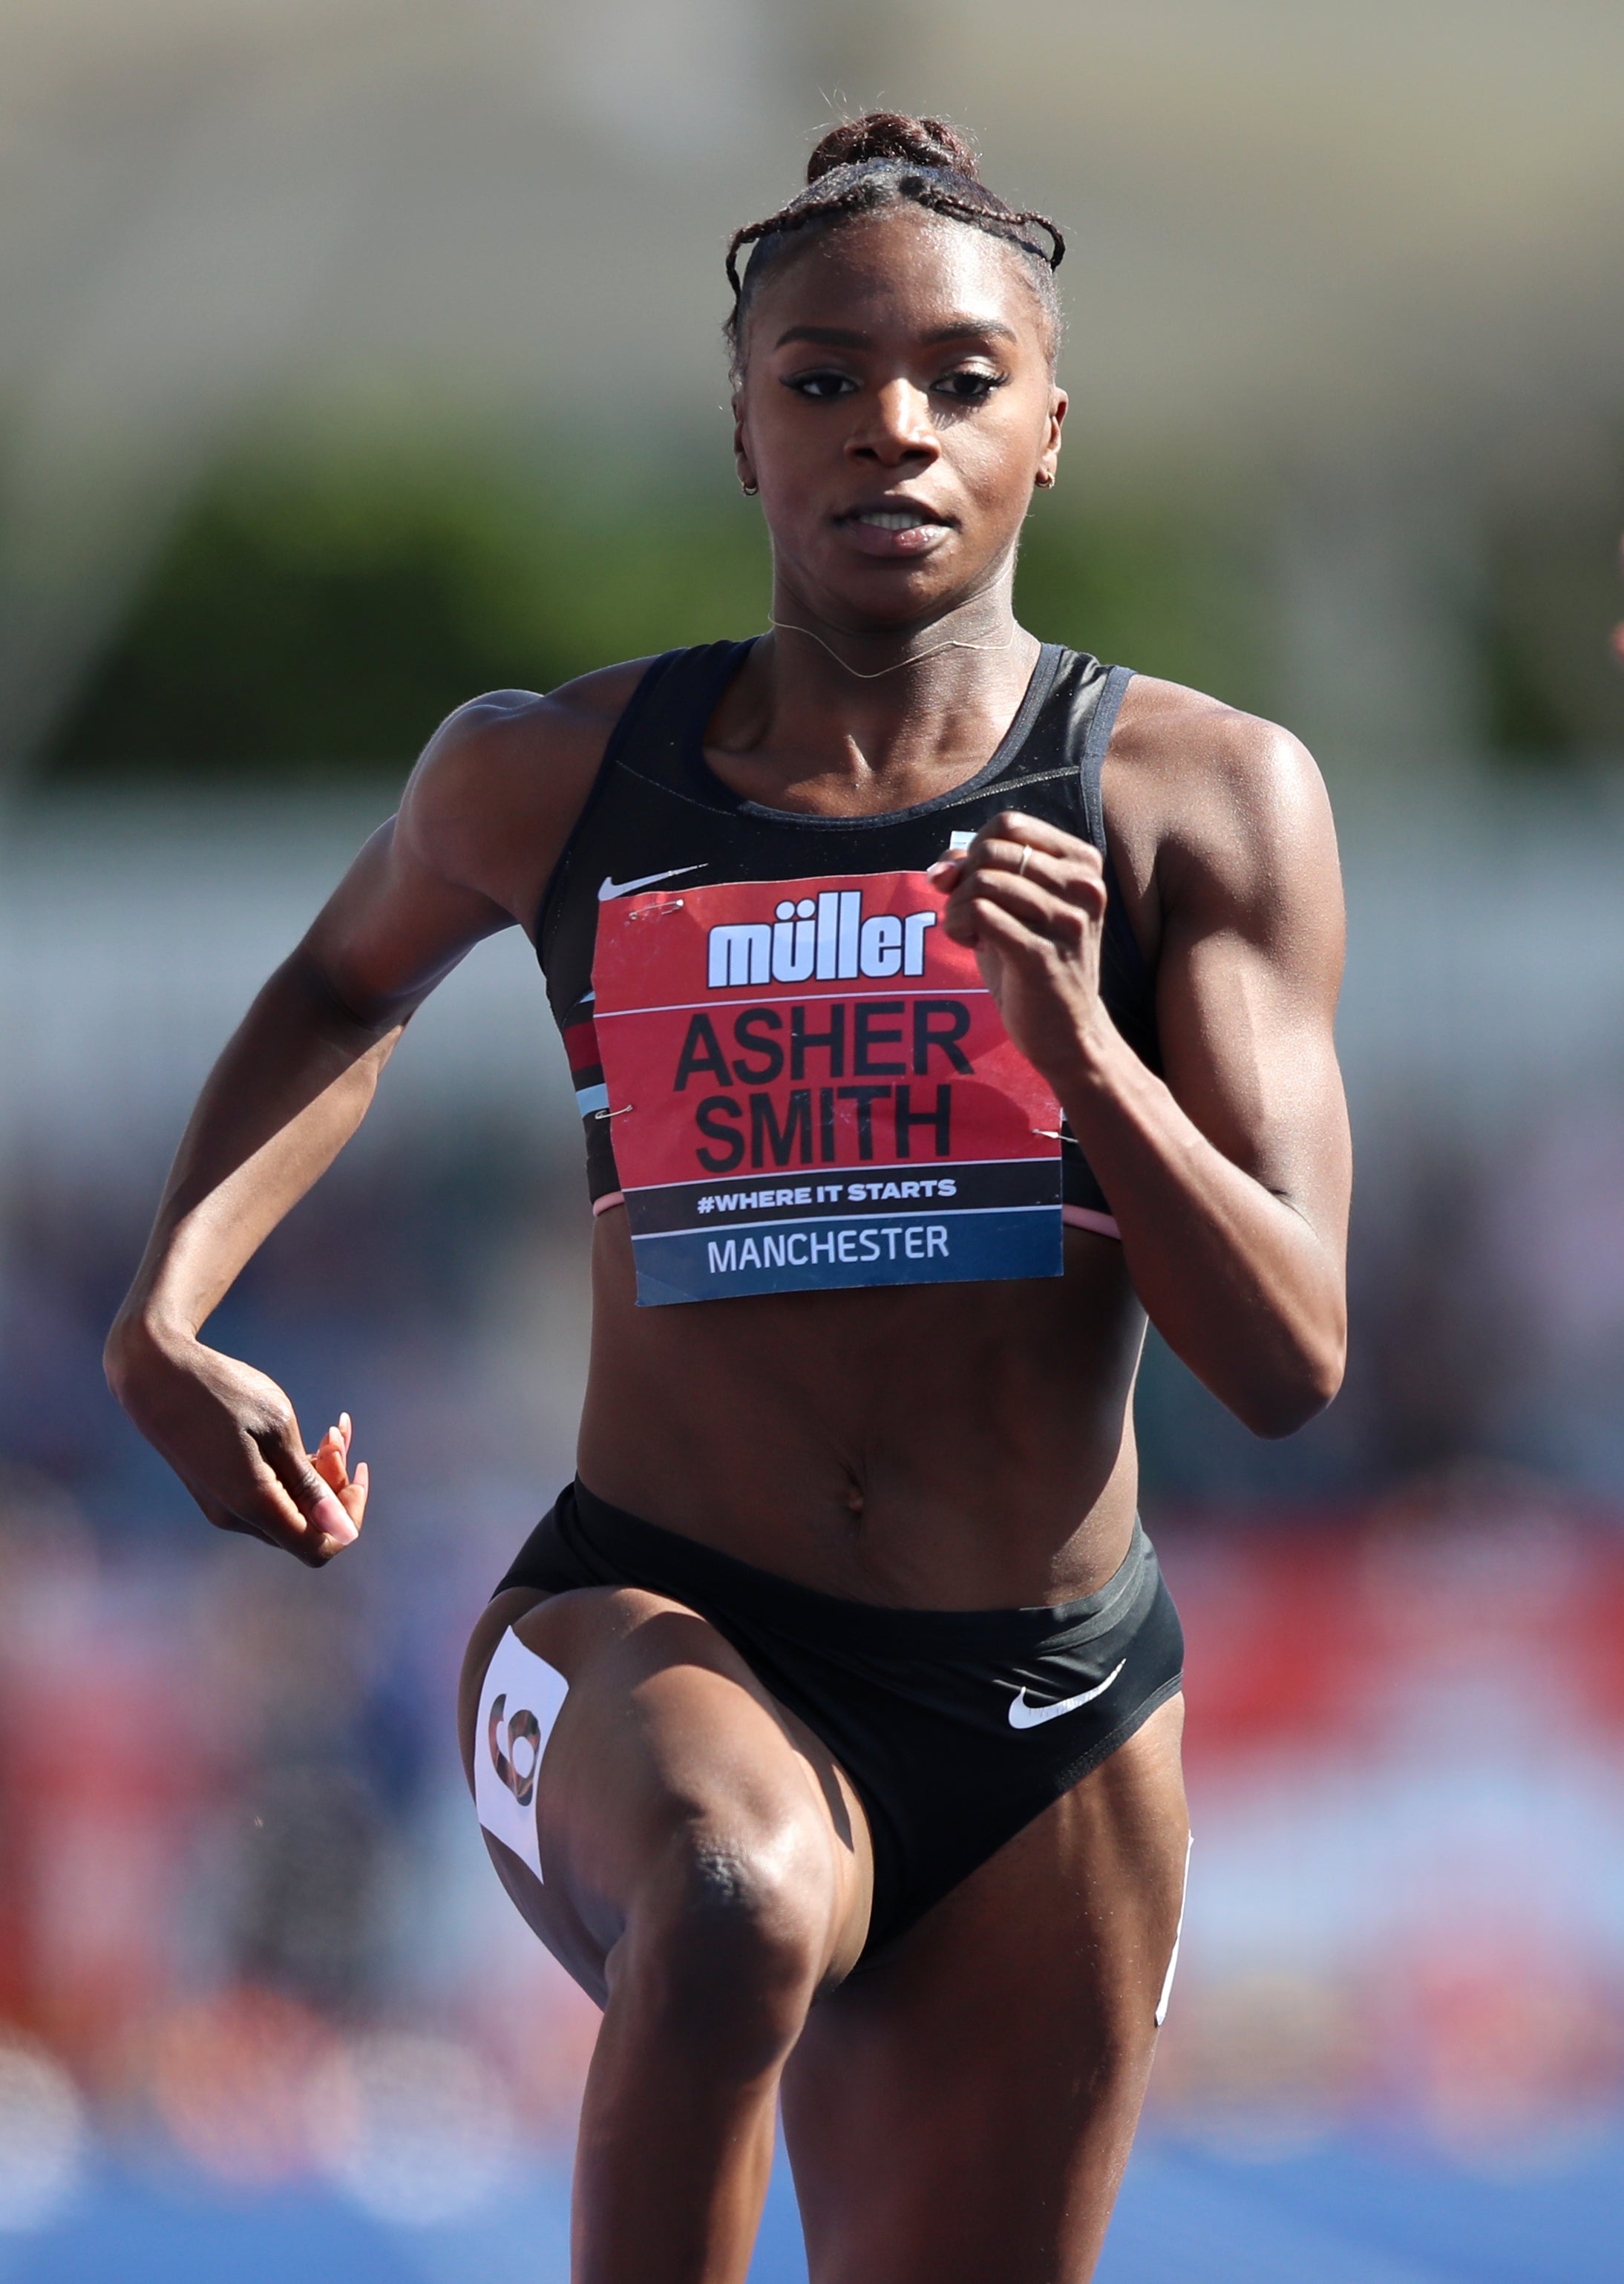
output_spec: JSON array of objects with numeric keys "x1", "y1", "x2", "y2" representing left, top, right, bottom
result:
[{"x1": 537, "y1": 639, "x2": 1160, "y2": 1242}]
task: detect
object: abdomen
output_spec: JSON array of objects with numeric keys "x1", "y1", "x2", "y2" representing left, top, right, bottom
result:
[{"x1": 577, "y1": 1218, "x2": 1148, "y2": 1611}]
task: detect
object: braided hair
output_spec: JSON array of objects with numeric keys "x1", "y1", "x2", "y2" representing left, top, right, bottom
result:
[{"x1": 725, "y1": 113, "x2": 1065, "y2": 379}]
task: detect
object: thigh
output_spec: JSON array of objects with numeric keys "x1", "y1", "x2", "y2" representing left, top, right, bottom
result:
[
  {"x1": 459, "y1": 1587, "x2": 875, "y2": 2003},
  {"x1": 781, "y1": 1692, "x2": 1189, "y2": 2284}
]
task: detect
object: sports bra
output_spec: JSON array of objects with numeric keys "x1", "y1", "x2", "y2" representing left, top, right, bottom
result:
[{"x1": 536, "y1": 639, "x2": 1160, "y2": 1269}]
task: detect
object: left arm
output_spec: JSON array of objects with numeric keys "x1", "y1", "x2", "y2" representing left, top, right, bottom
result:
[{"x1": 936, "y1": 719, "x2": 1349, "y2": 1437}]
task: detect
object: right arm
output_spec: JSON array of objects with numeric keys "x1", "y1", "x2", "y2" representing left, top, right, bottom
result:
[{"x1": 105, "y1": 671, "x2": 641, "y2": 1565}]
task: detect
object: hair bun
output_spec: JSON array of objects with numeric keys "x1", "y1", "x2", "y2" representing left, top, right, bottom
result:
[{"x1": 805, "y1": 112, "x2": 980, "y2": 186}]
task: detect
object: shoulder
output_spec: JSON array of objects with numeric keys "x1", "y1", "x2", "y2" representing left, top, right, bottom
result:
[
  {"x1": 394, "y1": 658, "x2": 660, "y2": 926},
  {"x1": 1106, "y1": 672, "x2": 1340, "y2": 945}
]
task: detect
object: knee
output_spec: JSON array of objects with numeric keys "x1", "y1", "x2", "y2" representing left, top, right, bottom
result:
[{"x1": 626, "y1": 1814, "x2": 833, "y2": 2060}]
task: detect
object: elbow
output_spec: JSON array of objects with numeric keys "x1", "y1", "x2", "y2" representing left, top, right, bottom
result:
[{"x1": 1233, "y1": 1325, "x2": 1346, "y2": 1441}]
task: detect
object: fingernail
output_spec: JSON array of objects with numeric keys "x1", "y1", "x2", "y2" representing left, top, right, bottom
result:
[
  {"x1": 355, "y1": 1461, "x2": 370, "y2": 1490},
  {"x1": 339, "y1": 1412, "x2": 352, "y2": 1436},
  {"x1": 312, "y1": 1492, "x2": 357, "y2": 1545}
]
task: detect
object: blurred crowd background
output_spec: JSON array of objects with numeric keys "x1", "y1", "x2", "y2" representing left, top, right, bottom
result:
[{"x1": 2, "y1": 4, "x2": 1623, "y2": 2279}]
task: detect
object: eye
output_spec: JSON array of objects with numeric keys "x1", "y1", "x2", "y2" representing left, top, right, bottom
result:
[
  {"x1": 933, "y1": 367, "x2": 1008, "y2": 404},
  {"x1": 783, "y1": 369, "x2": 859, "y2": 401}
]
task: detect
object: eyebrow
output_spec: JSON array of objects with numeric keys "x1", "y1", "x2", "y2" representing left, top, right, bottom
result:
[{"x1": 773, "y1": 320, "x2": 1020, "y2": 350}]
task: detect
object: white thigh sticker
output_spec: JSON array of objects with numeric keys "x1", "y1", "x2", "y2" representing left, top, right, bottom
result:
[
  {"x1": 1154, "y1": 1833, "x2": 1194, "y2": 2028},
  {"x1": 475, "y1": 1626, "x2": 569, "y2": 1883}
]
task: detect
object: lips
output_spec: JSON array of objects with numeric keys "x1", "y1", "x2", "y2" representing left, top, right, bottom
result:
[{"x1": 836, "y1": 500, "x2": 953, "y2": 559}]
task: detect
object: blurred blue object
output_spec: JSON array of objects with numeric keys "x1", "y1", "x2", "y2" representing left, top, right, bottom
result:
[
  {"x1": 0, "y1": 2167, "x2": 425, "y2": 2284},
  {"x1": 3, "y1": 2121, "x2": 1620, "y2": 2282},
  {"x1": 0, "y1": 2161, "x2": 575, "y2": 2284},
  {"x1": 746, "y1": 2141, "x2": 808, "y2": 2283},
  {"x1": 1099, "y1": 2130, "x2": 1624, "y2": 2284}
]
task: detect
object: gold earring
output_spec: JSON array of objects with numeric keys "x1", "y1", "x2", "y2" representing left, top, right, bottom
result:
[
  {"x1": 1035, "y1": 471, "x2": 1055, "y2": 490},
  {"x1": 741, "y1": 479, "x2": 759, "y2": 497}
]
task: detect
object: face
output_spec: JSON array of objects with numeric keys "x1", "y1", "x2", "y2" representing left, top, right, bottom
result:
[{"x1": 733, "y1": 205, "x2": 1065, "y2": 632}]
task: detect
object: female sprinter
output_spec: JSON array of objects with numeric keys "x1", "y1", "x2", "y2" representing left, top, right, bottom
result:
[{"x1": 107, "y1": 114, "x2": 1349, "y2": 2284}]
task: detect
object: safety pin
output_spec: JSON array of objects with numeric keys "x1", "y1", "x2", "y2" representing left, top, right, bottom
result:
[
  {"x1": 627, "y1": 899, "x2": 684, "y2": 918},
  {"x1": 594, "y1": 1105, "x2": 635, "y2": 1120}
]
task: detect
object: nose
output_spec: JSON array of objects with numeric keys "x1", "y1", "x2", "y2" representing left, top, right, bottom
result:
[{"x1": 848, "y1": 379, "x2": 940, "y2": 470}]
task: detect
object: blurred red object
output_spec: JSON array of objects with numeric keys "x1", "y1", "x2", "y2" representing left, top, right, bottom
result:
[{"x1": 146, "y1": 1986, "x2": 339, "y2": 2185}]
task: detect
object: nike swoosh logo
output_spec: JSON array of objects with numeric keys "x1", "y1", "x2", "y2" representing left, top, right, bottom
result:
[
  {"x1": 597, "y1": 865, "x2": 703, "y2": 901},
  {"x1": 1006, "y1": 1659, "x2": 1126, "y2": 1730}
]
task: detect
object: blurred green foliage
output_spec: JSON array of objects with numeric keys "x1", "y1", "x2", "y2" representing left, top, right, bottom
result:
[
  {"x1": 1018, "y1": 495, "x2": 1271, "y2": 715},
  {"x1": 45, "y1": 447, "x2": 770, "y2": 779},
  {"x1": 1476, "y1": 481, "x2": 1624, "y2": 768},
  {"x1": 43, "y1": 437, "x2": 1272, "y2": 782}
]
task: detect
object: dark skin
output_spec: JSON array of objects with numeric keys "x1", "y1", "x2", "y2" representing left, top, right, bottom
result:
[{"x1": 108, "y1": 203, "x2": 1348, "y2": 2281}]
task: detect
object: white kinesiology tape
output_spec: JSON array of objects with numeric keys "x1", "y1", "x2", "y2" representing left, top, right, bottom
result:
[
  {"x1": 474, "y1": 1626, "x2": 569, "y2": 1883},
  {"x1": 1155, "y1": 1833, "x2": 1194, "y2": 2028}
]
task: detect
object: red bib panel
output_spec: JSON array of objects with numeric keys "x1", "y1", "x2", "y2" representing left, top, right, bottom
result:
[{"x1": 592, "y1": 871, "x2": 1064, "y2": 1306}]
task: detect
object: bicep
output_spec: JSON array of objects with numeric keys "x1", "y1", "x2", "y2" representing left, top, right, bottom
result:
[
  {"x1": 298, "y1": 817, "x2": 514, "y2": 1027},
  {"x1": 1152, "y1": 750, "x2": 1351, "y2": 1245}
]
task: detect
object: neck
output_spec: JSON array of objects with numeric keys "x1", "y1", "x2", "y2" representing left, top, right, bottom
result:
[
  {"x1": 767, "y1": 566, "x2": 1041, "y2": 745},
  {"x1": 770, "y1": 570, "x2": 1021, "y2": 674},
  {"x1": 709, "y1": 569, "x2": 1042, "y2": 808},
  {"x1": 768, "y1": 615, "x2": 1021, "y2": 681}
]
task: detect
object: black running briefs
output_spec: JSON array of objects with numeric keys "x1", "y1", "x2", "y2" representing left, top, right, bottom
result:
[{"x1": 496, "y1": 1482, "x2": 1185, "y2": 1960}]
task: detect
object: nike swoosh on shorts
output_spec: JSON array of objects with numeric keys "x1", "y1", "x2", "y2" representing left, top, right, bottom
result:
[
  {"x1": 597, "y1": 865, "x2": 703, "y2": 900},
  {"x1": 1006, "y1": 1658, "x2": 1127, "y2": 1730}
]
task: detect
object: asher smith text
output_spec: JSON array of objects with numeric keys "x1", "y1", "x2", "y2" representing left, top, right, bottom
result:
[{"x1": 672, "y1": 997, "x2": 973, "y2": 1175}]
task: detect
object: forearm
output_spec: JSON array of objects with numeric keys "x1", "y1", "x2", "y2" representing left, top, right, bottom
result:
[
  {"x1": 1056, "y1": 1021, "x2": 1346, "y2": 1436},
  {"x1": 111, "y1": 951, "x2": 404, "y2": 1355}
]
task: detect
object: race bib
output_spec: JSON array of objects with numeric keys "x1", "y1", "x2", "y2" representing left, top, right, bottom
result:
[{"x1": 592, "y1": 871, "x2": 1064, "y2": 1306}]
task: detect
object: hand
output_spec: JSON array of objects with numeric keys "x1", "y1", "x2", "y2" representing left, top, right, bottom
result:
[
  {"x1": 107, "y1": 1323, "x2": 368, "y2": 1568},
  {"x1": 929, "y1": 811, "x2": 1113, "y2": 1084}
]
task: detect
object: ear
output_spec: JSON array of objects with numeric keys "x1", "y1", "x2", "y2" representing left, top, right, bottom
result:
[
  {"x1": 732, "y1": 393, "x2": 757, "y2": 496},
  {"x1": 1037, "y1": 386, "x2": 1067, "y2": 489}
]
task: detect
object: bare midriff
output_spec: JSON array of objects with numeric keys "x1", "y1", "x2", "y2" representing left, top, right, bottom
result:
[{"x1": 575, "y1": 1216, "x2": 1147, "y2": 1612}]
